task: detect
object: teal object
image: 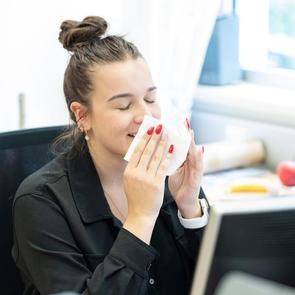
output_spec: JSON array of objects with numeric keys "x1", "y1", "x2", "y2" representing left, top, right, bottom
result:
[{"x1": 199, "y1": 14, "x2": 241, "y2": 85}]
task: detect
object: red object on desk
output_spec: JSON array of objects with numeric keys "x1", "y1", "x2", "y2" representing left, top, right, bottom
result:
[{"x1": 277, "y1": 161, "x2": 295, "y2": 186}]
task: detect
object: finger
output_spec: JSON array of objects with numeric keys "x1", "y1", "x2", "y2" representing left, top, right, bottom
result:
[
  {"x1": 191, "y1": 129, "x2": 204, "y2": 161},
  {"x1": 147, "y1": 133, "x2": 169, "y2": 175},
  {"x1": 156, "y1": 144, "x2": 174, "y2": 178},
  {"x1": 192, "y1": 129, "x2": 205, "y2": 157},
  {"x1": 186, "y1": 129, "x2": 204, "y2": 169},
  {"x1": 186, "y1": 129, "x2": 197, "y2": 159},
  {"x1": 189, "y1": 143, "x2": 204, "y2": 171},
  {"x1": 128, "y1": 126, "x2": 154, "y2": 168},
  {"x1": 137, "y1": 124, "x2": 163, "y2": 169},
  {"x1": 185, "y1": 117, "x2": 190, "y2": 130},
  {"x1": 194, "y1": 147, "x2": 204, "y2": 171},
  {"x1": 189, "y1": 132, "x2": 195, "y2": 152},
  {"x1": 190, "y1": 129, "x2": 196, "y2": 145}
]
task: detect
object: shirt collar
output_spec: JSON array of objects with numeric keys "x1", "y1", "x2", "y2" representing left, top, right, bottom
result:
[
  {"x1": 66, "y1": 147, "x2": 174, "y2": 224},
  {"x1": 67, "y1": 148, "x2": 113, "y2": 223}
]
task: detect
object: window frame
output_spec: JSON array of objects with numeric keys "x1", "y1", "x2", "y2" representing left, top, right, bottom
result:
[{"x1": 237, "y1": 0, "x2": 295, "y2": 89}]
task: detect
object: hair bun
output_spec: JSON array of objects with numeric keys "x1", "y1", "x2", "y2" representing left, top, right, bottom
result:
[{"x1": 59, "y1": 16, "x2": 108, "y2": 52}]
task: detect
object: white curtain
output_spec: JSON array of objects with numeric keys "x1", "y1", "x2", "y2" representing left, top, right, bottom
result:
[
  {"x1": 119, "y1": 0, "x2": 222, "y2": 120},
  {"x1": 0, "y1": 0, "x2": 221, "y2": 132}
]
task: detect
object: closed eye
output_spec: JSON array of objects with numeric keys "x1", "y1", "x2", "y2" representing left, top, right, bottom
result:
[
  {"x1": 118, "y1": 98, "x2": 156, "y2": 111},
  {"x1": 118, "y1": 103, "x2": 131, "y2": 111},
  {"x1": 145, "y1": 99, "x2": 155, "y2": 104}
]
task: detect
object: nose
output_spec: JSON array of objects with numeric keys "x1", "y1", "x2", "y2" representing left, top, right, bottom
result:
[{"x1": 133, "y1": 103, "x2": 152, "y2": 125}]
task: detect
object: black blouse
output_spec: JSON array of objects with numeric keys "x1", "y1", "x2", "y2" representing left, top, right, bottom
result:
[{"x1": 12, "y1": 148, "x2": 207, "y2": 295}]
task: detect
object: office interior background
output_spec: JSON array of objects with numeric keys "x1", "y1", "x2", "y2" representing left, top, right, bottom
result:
[
  {"x1": 1, "y1": 0, "x2": 295, "y2": 165},
  {"x1": 1, "y1": 0, "x2": 295, "y2": 294}
]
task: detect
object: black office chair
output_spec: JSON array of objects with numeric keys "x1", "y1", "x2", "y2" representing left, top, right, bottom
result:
[{"x1": 0, "y1": 126, "x2": 66, "y2": 295}]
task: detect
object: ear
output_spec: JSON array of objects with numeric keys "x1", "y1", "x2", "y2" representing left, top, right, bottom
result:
[{"x1": 70, "y1": 102, "x2": 90, "y2": 130}]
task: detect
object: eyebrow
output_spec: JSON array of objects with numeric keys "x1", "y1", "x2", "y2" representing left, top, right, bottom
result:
[{"x1": 107, "y1": 86, "x2": 157, "y2": 102}]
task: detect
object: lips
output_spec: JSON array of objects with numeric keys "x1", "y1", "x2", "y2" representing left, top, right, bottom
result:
[{"x1": 128, "y1": 133, "x2": 137, "y2": 138}]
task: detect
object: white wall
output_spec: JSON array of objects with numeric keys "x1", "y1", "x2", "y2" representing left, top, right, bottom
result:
[{"x1": 0, "y1": 0, "x2": 122, "y2": 132}]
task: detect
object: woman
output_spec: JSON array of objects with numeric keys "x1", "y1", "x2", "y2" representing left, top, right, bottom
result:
[{"x1": 12, "y1": 16, "x2": 209, "y2": 295}]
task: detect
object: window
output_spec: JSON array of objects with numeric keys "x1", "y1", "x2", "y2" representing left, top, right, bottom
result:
[
  {"x1": 269, "y1": 0, "x2": 295, "y2": 70},
  {"x1": 237, "y1": 0, "x2": 295, "y2": 88}
]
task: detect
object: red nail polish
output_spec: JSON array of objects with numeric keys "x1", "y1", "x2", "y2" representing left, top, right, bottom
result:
[
  {"x1": 155, "y1": 124, "x2": 162, "y2": 135},
  {"x1": 202, "y1": 145, "x2": 204, "y2": 154},
  {"x1": 147, "y1": 126, "x2": 154, "y2": 135},
  {"x1": 185, "y1": 118, "x2": 190, "y2": 129},
  {"x1": 169, "y1": 144, "x2": 174, "y2": 153}
]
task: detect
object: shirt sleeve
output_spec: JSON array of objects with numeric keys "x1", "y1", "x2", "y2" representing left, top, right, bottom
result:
[
  {"x1": 13, "y1": 194, "x2": 158, "y2": 295},
  {"x1": 172, "y1": 187, "x2": 210, "y2": 262},
  {"x1": 177, "y1": 198, "x2": 209, "y2": 229}
]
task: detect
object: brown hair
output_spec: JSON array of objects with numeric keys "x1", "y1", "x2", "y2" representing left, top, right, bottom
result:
[{"x1": 53, "y1": 16, "x2": 143, "y2": 154}]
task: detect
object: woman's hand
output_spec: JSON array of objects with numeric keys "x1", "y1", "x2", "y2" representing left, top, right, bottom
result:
[
  {"x1": 123, "y1": 124, "x2": 173, "y2": 243},
  {"x1": 168, "y1": 123, "x2": 204, "y2": 219}
]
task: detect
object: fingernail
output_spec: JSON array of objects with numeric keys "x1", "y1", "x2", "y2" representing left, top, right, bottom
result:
[
  {"x1": 147, "y1": 126, "x2": 154, "y2": 135},
  {"x1": 169, "y1": 144, "x2": 174, "y2": 153},
  {"x1": 185, "y1": 118, "x2": 190, "y2": 129},
  {"x1": 202, "y1": 145, "x2": 204, "y2": 154},
  {"x1": 155, "y1": 124, "x2": 162, "y2": 135}
]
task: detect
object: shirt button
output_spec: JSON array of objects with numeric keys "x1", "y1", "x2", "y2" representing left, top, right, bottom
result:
[{"x1": 149, "y1": 278, "x2": 155, "y2": 285}]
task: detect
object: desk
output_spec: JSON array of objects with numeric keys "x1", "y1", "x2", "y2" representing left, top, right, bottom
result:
[{"x1": 202, "y1": 167, "x2": 295, "y2": 205}]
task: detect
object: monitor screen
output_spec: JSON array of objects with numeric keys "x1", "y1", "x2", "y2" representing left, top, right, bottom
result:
[{"x1": 190, "y1": 196, "x2": 295, "y2": 295}]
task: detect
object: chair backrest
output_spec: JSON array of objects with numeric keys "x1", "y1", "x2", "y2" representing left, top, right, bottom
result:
[{"x1": 0, "y1": 126, "x2": 65, "y2": 295}]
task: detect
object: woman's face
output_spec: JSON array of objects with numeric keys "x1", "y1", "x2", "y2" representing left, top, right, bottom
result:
[{"x1": 87, "y1": 58, "x2": 161, "y2": 157}]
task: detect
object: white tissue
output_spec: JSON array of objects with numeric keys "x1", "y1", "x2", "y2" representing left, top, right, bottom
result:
[{"x1": 124, "y1": 114, "x2": 191, "y2": 176}]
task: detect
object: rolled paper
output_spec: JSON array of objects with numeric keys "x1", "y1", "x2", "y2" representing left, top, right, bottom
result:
[{"x1": 202, "y1": 140, "x2": 265, "y2": 174}]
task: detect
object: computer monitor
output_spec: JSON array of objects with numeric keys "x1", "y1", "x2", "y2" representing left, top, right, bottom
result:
[{"x1": 190, "y1": 196, "x2": 295, "y2": 295}]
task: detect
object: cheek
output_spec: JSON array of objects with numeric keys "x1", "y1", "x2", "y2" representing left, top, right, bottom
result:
[
  {"x1": 151, "y1": 103, "x2": 161, "y2": 119},
  {"x1": 102, "y1": 113, "x2": 129, "y2": 134}
]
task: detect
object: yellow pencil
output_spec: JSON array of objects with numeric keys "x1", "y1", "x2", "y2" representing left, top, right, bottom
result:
[{"x1": 228, "y1": 184, "x2": 268, "y2": 193}]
